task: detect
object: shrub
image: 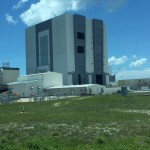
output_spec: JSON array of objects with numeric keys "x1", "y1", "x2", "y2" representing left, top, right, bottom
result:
[{"x1": 26, "y1": 139, "x2": 41, "y2": 150}]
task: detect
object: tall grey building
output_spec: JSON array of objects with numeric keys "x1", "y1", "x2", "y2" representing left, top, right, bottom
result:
[{"x1": 26, "y1": 13, "x2": 109, "y2": 85}]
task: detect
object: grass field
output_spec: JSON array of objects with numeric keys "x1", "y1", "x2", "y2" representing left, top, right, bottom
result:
[{"x1": 0, "y1": 94, "x2": 150, "y2": 149}]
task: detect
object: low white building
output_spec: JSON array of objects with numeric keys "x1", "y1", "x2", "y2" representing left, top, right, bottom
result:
[
  {"x1": 45, "y1": 84, "x2": 106, "y2": 96},
  {"x1": 8, "y1": 71, "x2": 63, "y2": 97}
]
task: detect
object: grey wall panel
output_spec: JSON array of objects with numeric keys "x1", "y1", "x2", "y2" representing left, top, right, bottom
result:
[
  {"x1": 92, "y1": 19, "x2": 104, "y2": 84},
  {"x1": 40, "y1": 35, "x2": 49, "y2": 65},
  {"x1": 36, "y1": 19, "x2": 53, "y2": 71},
  {"x1": 52, "y1": 14, "x2": 68, "y2": 85},
  {"x1": 73, "y1": 14, "x2": 87, "y2": 85},
  {"x1": 26, "y1": 26, "x2": 37, "y2": 74}
]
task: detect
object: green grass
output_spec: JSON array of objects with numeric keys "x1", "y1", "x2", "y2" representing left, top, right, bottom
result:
[{"x1": 0, "y1": 94, "x2": 150, "y2": 149}]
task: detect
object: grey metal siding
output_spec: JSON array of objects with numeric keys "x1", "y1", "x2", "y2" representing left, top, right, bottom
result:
[
  {"x1": 36, "y1": 19, "x2": 53, "y2": 71},
  {"x1": 40, "y1": 35, "x2": 49, "y2": 65},
  {"x1": 25, "y1": 26, "x2": 37, "y2": 74},
  {"x1": 92, "y1": 19, "x2": 104, "y2": 85},
  {"x1": 73, "y1": 14, "x2": 87, "y2": 85}
]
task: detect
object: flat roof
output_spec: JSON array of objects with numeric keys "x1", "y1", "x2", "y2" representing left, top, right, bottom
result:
[
  {"x1": 0, "y1": 67, "x2": 19, "y2": 70},
  {"x1": 46, "y1": 84, "x2": 104, "y2": 90},
  {"x1": 7, "y1": 80, "x2": 40, "y2": 85}
]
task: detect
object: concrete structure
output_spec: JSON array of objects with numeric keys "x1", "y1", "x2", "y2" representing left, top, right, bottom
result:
[
  {"x1": 118, "y1": 78, "x2": 150, "y2": 90},
  {"x1": 26, "y1": 13, "x2": 110, "y2": 86},
  {"x1": 8, "y1": 71, "x2": 63, "y2": 97},
  {"x1": 0, "y1": 67, "x2": 19, "y2": 85}
]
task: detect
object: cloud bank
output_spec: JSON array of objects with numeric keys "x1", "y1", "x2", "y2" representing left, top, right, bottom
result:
[{"x1": 19, "y1": 0, "x2": 128, "y2": 26}]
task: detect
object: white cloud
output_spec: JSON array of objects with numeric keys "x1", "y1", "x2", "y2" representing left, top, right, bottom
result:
[
  {"x1": 20, "y1": 0, "x2": 89, "y2": 26},
  {"x1": 20, "y1": 0, "x2": 127, "y2": 26},
  {"x1": 129, "y1": 58, "x2": 147, "y2": 67},
  {"x1": 104, "y1": 0, "x2": 127, "y2": 12},
  {"x1": 108, "y1": 56, "x2": 128, "y2": 65},
  {"x1": 116, "y1": 68, "x2": 150, "y2": 80},
  {"x1": 13, "y1": 0, "x2": 28, "y2": 9},
  {"x1": 5, "y1": 13, "x2": 17, "y2": 24}
]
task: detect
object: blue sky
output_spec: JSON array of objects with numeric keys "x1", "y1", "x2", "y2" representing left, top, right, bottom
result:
[{"x1": 0, "y1": 0, "x2": 150, "y2": 80}]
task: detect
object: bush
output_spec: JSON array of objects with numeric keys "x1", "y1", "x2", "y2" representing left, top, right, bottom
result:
[
  {"x1": 95, "y1": 136, "x2": 105, "y2": 145},
  {"x1": 26, "y1": 139, "x2": 41, "y2": 150}
]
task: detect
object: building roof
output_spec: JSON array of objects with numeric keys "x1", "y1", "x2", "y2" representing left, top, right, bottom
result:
[
  {"x1": 46, "y1": 84, "x2": 105, "y2": 89},
  {"x1": 7, "y1": 80, "x2": 40, "y2": 85},
  {"x1": 0, "y1": 67, "x2": 19, "y2": 70}
]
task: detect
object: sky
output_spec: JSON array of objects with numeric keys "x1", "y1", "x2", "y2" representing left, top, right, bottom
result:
[{"x1": 0, "y1": 0, "x2": 150, "y2": 81}]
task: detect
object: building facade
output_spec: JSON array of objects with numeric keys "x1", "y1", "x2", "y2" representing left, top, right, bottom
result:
[{"x1": 26, "y1": 14, "x2": 109, "y2": 85}]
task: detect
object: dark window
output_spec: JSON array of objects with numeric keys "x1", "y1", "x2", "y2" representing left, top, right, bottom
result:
[
  {"x1": 96, "y1": 74, "x2": 102, "y2": 85},
  {"x1": 77, "y1": 46, "x2": 84, "y2": 53},
  {"x1": 77, "y1": 32, "x2": 85, "y2": 39},
  {"x1": 78, "y1": 74, "x2": 81, "y2": 85}
]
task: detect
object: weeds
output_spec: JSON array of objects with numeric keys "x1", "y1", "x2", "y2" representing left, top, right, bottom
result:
[{"x1": 0, "y1": 95, "x2": 150, "y2": 149}]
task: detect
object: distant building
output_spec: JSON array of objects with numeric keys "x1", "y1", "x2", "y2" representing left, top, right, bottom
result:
[
  {"x1": 118, "y1": 78, "x2": 150, "y2": 90},
  {"x1": 0, "y1": 67, "x2": 19, "y2": 93},
  {"x1": 0, "y1": 67, "x2": 19, "y2": 85},
  {"x1": 26, "y1": 13, "x2": 110, "y2": 86}
]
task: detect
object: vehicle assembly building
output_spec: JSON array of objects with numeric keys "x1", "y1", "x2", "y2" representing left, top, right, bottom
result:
[{"x1": 26, "y1": 13, "x2": 110, "y2": 86}]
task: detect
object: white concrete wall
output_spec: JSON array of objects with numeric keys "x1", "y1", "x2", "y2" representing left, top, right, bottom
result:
[
  {"x1": 52, "y1": 14, "x2": 68, "y2": 84},
  {"x1": 43, "y1": 71, "x2": 63, "y2": 88},
  {"x1": 106, "y1": 75, "x2": 109, "y2": 86},
  {"x1": 25, "y1": 80, "x2": 43, "y2": 96},
  {"x1": 66, "y1": 14, "x2": 75, "y2": 73},
  {"x1": 87, "y1": 84, "x2": 106, "y2": 95},
  {"x1": 103, "y1": 23, "x2": 109, "y2": 74},
  {"x1": 10, "y1": 83, "x2": 27, "y2": 96},
  {"x1": 86, "y1": 19, "x2": 94, "y2": 73},
  {"x1": 88, "y1": 74, "x2": 92, "y2": 84},
  {"x1": 26, "y1": 26, "x2": 37, "y2": 74},
  {"x1": 9, "y1": 80, "x2": 42, "y2": 97}
]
